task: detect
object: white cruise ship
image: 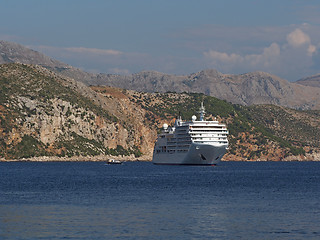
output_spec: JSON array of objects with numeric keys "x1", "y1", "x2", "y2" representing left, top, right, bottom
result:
[{"x1": 152, "y1": 103, "x2": 228, "y2": 165}]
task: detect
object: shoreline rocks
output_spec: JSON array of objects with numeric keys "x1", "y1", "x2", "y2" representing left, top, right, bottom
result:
[
  {"x1": 1, "y1": 154, "x2": 153, "y2": 162},
  {"x1": 2, "y1": 152, "x2": 320, "y2": 162}
]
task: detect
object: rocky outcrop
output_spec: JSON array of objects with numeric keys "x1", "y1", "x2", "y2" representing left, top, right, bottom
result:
[
  {"x1": 90, "y1": 86, "x2": 157, "y2": 154},
  {"x1": 0, "y1": 63, "x2": 157, "y2": 159},
  {"x1": 13, "y1": 97, "x2": 118, "y2": 147}
]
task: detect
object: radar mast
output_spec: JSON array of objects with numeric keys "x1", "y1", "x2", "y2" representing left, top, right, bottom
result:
[{"x1": 199, "y1": 102, "x2": 205, "y2": 121}]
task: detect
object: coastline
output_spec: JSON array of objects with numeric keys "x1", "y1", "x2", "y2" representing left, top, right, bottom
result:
[
  {"x1": 223, "y1": 152, "x2": 320, "y2": 162},
  {"x1": 1, "y1": 152, "x2": 320, "y2": 162},
  {"x1": 0, "y1": 154, "x2": 153, "y2": 162}
]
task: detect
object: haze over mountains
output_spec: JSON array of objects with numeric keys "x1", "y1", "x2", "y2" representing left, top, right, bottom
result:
[
  {"x1": 100, "y1": 70, "x2": 320, "y2": 109},
  {"x1": 1, "y1": 40, "x2": 320, "y2": 110}
]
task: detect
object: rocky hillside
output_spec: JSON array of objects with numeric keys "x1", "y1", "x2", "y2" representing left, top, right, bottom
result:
[
  {"x1": 0, "y1": 63, "x2": 155, "y2": 160},
  {"x1": 1, "y1": 63, "x2": 320, "y2": 161},
  {"x1": 1, "y1": 40, "x2": 320, "y2": 110},
  {"x1": 124, "y1": 91, "x2": 320, "y2": 161}
]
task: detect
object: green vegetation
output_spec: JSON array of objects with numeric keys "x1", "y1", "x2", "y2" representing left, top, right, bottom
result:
[
  {"x1": 1, "y1": 63, "x2": 319, "y2": 160},
  {"x1": 55, "y1": 132, "x2": 106, "y2": 157},
  {"x1": 226, "y1": 104, "x2": 307, "y2": 157},
  {"x1": 131, "y1": 91, "x2": 318, "y2": 159},
  {"x1": 54, "y1": 133, "x2": 142, "y2": 158},
  {"x1": 105, "y1": 145, "x2": 142, "y2": 158},
  {"x1": 0, "y1": 63, "x2": 115, "y2": 122},
  {"x1": 7, "y1": 135, "x2": 48, "y2": 159},
  {"x1": 133, "y1": 92, "x2": 234, "y2": 120}
]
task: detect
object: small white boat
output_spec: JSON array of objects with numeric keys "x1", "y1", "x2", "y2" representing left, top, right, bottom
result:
[{"x1": 107, "y1": 159, "x2": 123, "y2": 164}]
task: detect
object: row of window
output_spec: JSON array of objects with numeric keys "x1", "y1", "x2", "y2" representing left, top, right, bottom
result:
[
  {"x1": 155, "y1": 149, "x2": 189, "y2": 154},
  {"x1": 193, "y1": 141, "x2": 228, "y2": 144},
  {"x1": 190, "y1": 126, "x2": 225, "y2": 129},
  {"x1": 190, "y1": 130, "x2": 228, "y2": 133}
]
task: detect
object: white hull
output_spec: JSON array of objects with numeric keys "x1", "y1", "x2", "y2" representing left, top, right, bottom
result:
[{"x1": 152, "y1": 142, "x2": 227, "y2": 165}]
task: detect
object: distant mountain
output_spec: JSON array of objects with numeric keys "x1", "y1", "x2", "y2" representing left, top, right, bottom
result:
[
  {"x1": 0, "y1": 40, "x2": 69, "y2": 69},
  {"x1": 0, "y1": 40, "x2": 101, "y2": 85},
  {"x1": 101, "y1": 69, "x2": 320, "y2": 110},
  {"x1": 1, "y1": 40, "x2": 320, "y2": 110},
  {"x1": 296, "y1": 74, "x2": 320, "y2": 88}
]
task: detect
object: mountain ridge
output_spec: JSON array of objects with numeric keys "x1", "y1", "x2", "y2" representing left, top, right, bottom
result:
[
  {"x1": 101, "y1": 69, "x2": 320, "y2": 109},
  {"x1": 296, "y1": 74, "x2": 320, "y2": 88},
  {"x1": 1, "y1": 40, "x2": 320, "y2": 110}
]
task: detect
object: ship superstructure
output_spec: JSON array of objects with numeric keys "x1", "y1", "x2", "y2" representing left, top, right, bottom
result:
[{"x1": 152, "y1": 103, "x2": 229, "y2": 165}]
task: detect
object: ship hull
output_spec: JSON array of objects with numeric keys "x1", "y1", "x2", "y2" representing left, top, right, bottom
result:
[{"x1": 152, "y1": 143, "x2": 227, "y2": 165}]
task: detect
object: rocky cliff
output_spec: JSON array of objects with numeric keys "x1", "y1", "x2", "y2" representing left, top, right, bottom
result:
[{"x1": 0, "y1": 63, "x2": 156, "y2": 159}]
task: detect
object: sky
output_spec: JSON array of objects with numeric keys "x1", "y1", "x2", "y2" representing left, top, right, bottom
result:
[{"x1": 1, "y1": 0, "x2": 320, "y2": 81}]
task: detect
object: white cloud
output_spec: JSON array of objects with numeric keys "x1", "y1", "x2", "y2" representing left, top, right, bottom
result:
[
  {"x1": 285, "y1": 28, "x2": 316, "y2": 57},
  {"x1": 177, "y1": 24, "x2": 291, "y2": 54},
  {"x1": 29, "y1": 44, "x2": 153, "y2": 74},
  {"x1": 307, "y1": 44, "x2": 317, "y2": 56},
  {"x1": 108, "y1": 68, "x2": 130, "y2": 75},
  {"x1": 286, "y1": 28, "x2": 310, "y2": 47},
  {"x1": 203, "y1": 51, "x2": 242, "y2": 64},
  {"x1": 263, "y1": 43, "x2": 281, "y2": 58},
  {"x1": 65, "y1": 47, "x2": 123, "y2": 56},
  {"x1": 32, "y1": 45, "x2": 123, "y2": 57},
  {"x1": 203, "y1": 28, "x2": 318, "y2": 80},
  {"x1": 204, "y1": 43, "x2": 280, "y2": 72},
  {"x1": 25, "y1": 25, "x2": 320, "y2": 81}
]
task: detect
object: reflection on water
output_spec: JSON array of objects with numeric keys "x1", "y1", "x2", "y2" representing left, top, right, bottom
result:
[
  {"x1": 1, "y1": 161, "x2": 320, "y2": 239},
  {"x1": 1, "y1": 204, "x2": 226, "y2": 239}
]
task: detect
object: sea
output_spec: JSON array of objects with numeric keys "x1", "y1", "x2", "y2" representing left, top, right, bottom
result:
[{"x1": 0, "y1": 161, "x2": 319, "y2": 240}]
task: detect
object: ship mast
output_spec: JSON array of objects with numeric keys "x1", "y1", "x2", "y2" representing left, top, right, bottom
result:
[{"x1": 199, "y1": 102, "x2": 205, "y2": 121}]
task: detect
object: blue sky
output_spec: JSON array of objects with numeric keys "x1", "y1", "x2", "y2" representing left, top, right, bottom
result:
[{"x1": 1, "y1": 0, "x2": 320, "y2": 81}]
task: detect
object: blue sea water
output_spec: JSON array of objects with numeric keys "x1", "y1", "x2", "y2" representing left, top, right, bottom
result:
[{"x1": 0, "y1": 161, "x2": 320, "y2": 240}]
